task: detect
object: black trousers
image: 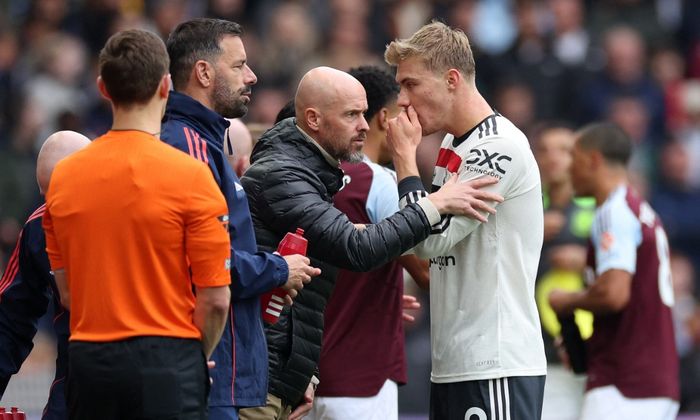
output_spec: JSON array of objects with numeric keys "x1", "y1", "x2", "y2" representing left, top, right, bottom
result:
[
  {"x1": 430, "y1": 376, "x2": 546, "y2": 420},
  {"x1": 67, "y1": 337, "x2": 209, "y2": 420}
]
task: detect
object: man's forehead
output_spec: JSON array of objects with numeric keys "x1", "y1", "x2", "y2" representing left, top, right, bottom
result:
[
  {"x1": 330, "y1": 96, "x2": 367, "y2": 111},
  {"x1": 395, "y1": 57, "x2": 429, "y2": 79},
  {"x1": 220, "y1": 35, "x2": 246, "y2": 58}
]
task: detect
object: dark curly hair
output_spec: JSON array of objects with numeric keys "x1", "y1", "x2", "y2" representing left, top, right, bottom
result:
[{"x1": 348, "y1": 66, "x2": 399, "y2": 122}]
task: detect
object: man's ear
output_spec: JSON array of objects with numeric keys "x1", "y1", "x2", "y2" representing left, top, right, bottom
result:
[
  {"x1": 445, "y1": 68, "x2": 461, "y2": 90},
  {"x1": 159, "y1": 74, "x2": 171, "y2": 98},
  {"x1": 305, "y1": 108, "x2": 321, "y2": 132},
  {"x1": 590, "y1": 149, "x2": 605, "y2": 170},
  {"x1": 194, "y1": 60, "x2": 214, "y2": 88},
  {"x1": 377, "y1": 108, "x2": 389, "y2": 131},
  {"x1": 97, "y1": 76, "x2": 112, "y2": 101}
]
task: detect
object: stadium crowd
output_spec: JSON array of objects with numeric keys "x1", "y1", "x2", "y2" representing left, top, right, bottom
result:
[{"x1": 1, "y1": 0, "x2": 700, "y2": 417}]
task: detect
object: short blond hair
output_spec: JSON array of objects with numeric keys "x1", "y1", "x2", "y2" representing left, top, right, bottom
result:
[{"x1": 384, "y1": 21, "x2": 475, "y2": 79}]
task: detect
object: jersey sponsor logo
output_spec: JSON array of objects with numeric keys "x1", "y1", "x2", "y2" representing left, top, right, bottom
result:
[
  {"x1": 218, "y1": 215, "x2": 230, "y2": 232},
  {"x1": 600, "y1": 231, "x2": 614, "y2": 252},
  {"x1": 465, "y1": 148, "x2": 512, "y2": 175},
  {"x1": 429, "y1": 255, "x2": 456, "y2": 270},
  {"x1": 340, "y1": 174, "x2": 351, "y2": 191},
  {"x1": 224, "y1": 258, "x2": 231, "y2": 270}
]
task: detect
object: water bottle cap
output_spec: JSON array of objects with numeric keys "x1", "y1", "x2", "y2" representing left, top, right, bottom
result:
[{"x1": 295, "y1": 228, "x2": 305, "y2": 236}]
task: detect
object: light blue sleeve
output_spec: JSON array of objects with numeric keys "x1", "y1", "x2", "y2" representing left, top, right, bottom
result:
[
  {"x1": 366, "y1": 164, "x2": 400, "y2": 224},
  {"x1": 593, "y1": 203, "x2": 642, "y2": 276}
]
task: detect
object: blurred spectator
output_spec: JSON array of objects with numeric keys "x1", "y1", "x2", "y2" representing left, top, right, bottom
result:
[
  {"x1": 547, "y1": 0, "x2": 591, "y2": 67},
  {"x1": 468, "y1": 0, "x2": 516, "y2": 55},
  {"x1": 532, "y1": 123, "x2": 592, "y2": 420},
  {"x1": 606, "y1": 95, "x2": 657, "y2": 189},
  {"x1": 386, "y1": 0, "x2": 433, "y2": 40},
  {"x1": 651, "y1": 140, "x2": 700, "y2": 272},
  {"x1": 677, "y1": 80, "x2": 700, "y2": 188},
  {"x1": 0, "y1": 26, "x2": 19, "y2": 146},
  {"x1": 494, "y1": 0, "x2": 570, "y2": 121},
  {"x1": 650, "y1": 47, "x2": 687, "y2": 132},
  {"x1": 0, "y1": 101, "x2": 43, "y2": 224},
  {"x1": 493, "y1": 80, "x2": 537, "y2": 134},
  {"x1": 246, "y1": 87, "x2": 291, "y2": 125},
  {"x1": 588, "y1": 0, "x2": 669, "y2": 49},
  {"x1": 578, "y1": 25, "x2": 666, "y2": 140},
  {"x1": 250, "y1": 2, "x2": 319, "y2": 88},
  {"x1": 24, "y1": 33, "x2": 89, "y2": 150},
  {"x1": 670, "y1": 252, "x2": 700, "y2": 411},
  {"x1": 678, "y1": 0, "x2": 700, "y2": 78},
  {"x1": 64, "y1": 0, "x2": 122, "y2": 55},
  {"x1": 444, "y1": 0, "x2": 501, "y2": 98},
  {"x1": 206, "y1": 0, "x2": 248, "y2": 21},
  {"x1": 309, "y1": 0, "x2": 382, "y2": 72},
  {"x1": 147, "y1": 0, "x2": 189, "y2": 39}
]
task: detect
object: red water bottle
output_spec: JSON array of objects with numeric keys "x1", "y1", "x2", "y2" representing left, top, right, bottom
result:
[
  {"x1": 0, "y1": 407, "x2": 11, "y2": 420},
  {"x1": 260, "y1": 228, "x2": 308, "y2": 324},
  {"x1": 10, "y1": 407, "x2": 26, "y2": 420}
]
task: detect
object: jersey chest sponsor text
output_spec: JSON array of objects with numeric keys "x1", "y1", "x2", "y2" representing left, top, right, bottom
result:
[{"x1": 430, "y1": 255, "x2": 457, "y2": 270}]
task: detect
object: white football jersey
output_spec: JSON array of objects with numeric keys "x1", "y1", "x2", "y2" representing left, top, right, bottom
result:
[{"x1": 400, "y1": 113, "x2": 547, "y2": 383}]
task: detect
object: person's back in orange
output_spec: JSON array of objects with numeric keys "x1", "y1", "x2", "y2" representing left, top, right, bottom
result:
[
  {"x1": 42, "y1": 29, "x2": 231, "y2": 420},
  {"x1": 45, "y1": 129, "x2": 230, "y2": 341}
]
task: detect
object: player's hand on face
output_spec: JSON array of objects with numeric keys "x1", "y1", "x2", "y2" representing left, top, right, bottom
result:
[
  {"x1": 428, "y1": 175, "x2": 504, "y2": 221},
  {"x1": 387, "y1": 106, "x2": 422, "y2": 158}
]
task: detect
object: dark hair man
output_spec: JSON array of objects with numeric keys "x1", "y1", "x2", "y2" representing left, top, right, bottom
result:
[
  {"x1": 549, "y1": 122, "x2": 679, "y2": 419},
  {"x1": 161, "y1": 18, "x2": 320, "y2": 420},
  {"x1": 385, "y1": 22, "x2": 547, "y2": 419}
]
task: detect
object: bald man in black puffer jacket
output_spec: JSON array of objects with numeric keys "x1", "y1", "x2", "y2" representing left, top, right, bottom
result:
[{"x1": 240, "y1": 66, "x2": 501, "y2": 419}]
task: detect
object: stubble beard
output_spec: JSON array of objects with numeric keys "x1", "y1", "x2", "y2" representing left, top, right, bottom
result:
[{"x1": 212, "y1": 78, "x2": 248, "y2": 118}]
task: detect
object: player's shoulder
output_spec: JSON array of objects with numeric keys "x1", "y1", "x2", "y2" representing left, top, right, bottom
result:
[
  {"x1": 451, "y1": 114, "x2": 530, "y2": 156},
  {"x1": 595, "y1": 186, "x2": 641, "y2": 233},
  {"x1": 365, "y1": 161, "x2": 397, "y2": 185}
]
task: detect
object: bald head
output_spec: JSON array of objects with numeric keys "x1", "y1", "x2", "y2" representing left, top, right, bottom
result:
[
  {"x1": 295, "y1": 66, "x2": 366, "y2": 123},
  {"x1": 224, "y1": 118, "x2": 253, "y2": 176},
  {"x1": 37, "y1": 131, "x2": 91, "y2": 194},
  {"x1": 293, "y1": 67, "x2": 369, "y2": 162}
]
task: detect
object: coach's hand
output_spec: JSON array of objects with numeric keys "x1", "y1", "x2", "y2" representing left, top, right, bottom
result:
[{"x1": 428, "y1": 175, "x2": 504, "y2": 222}]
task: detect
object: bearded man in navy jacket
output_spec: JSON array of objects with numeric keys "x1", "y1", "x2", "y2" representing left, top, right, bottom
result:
[{"x1": 160, "y1": 18, "x2": 319, "y2": 420}]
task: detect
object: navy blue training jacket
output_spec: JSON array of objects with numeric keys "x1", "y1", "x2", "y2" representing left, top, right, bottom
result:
[
  {"x1": 161, "y1": 91, "x2": 288, "y2": 408},
  {"x1": 0, "y1": 204, "x2": 69, "y2": 419}
]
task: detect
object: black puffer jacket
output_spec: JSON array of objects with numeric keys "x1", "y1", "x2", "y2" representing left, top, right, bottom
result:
[{"x1": 241, "y1": 118, "x2": 433, "y2": 406}]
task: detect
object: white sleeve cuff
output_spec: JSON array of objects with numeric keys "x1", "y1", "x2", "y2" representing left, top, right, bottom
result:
[{"x1": 417, "y1": 197, "x2": 441, "y2": 226}]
